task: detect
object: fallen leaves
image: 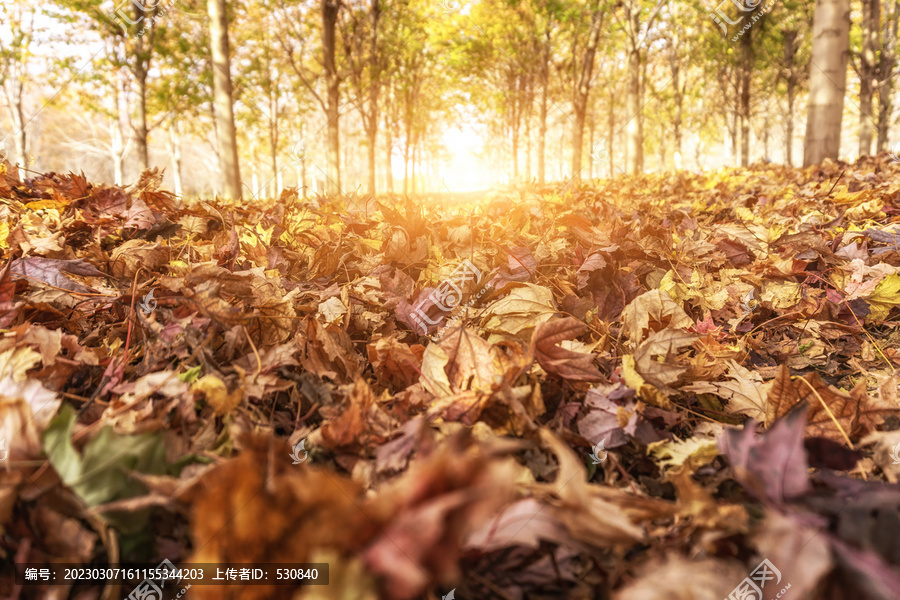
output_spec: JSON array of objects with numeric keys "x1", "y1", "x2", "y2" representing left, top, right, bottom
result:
[{"x1": 4, "y1": 156, "x2": 900, "y2": 599}]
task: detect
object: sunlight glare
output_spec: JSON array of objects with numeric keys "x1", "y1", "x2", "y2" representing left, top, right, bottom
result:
[{"x1": 439, "y1": 124, "x2": 492, "y2": 192}]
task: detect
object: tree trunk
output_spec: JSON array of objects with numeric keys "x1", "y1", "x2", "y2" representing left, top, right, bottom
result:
[
  {"x1": 731, "y1": 93, "x2": 739, "y2": 161},
  {"x1": 588, "y1": 121, "x2": 595, "y2": 179},
  {"x1": 168, "y1": 123, "x2": 183, "y2": 196},
  {"x1": 669, "y1": 28, "x2": 684, "y2": 165},
  {"x1": 538, "y1": 30, "x2": 550, "y2": 185},
  {"x1": 859, "y1": 0, "x2": 880, "y2": 156},
  {"x1": 8, "y1": 97, "x2": 27, "y2": 168},
  {"x1": 4, "y1": 83, "x2": 28, "y2": 168},
  {"x1": 525, "y1": 111, "x2": 532, "y2": 181},
  {"x1": 875, "y1": 0, "x2": 898, "y2": 152},
  {"x1": 673, "y1": 79, "x2": 683, "y2": 161},
  {"x1": 109, "y1": 70, "x2": 127, "y2": 185},
  {"x1": 1, "y1": 15, "x2": 29, "y2": 168},
  {"x1": 804, "y1": 0, "x2": 851, "y2": 166},
  {"x1": 367, "y1": 132, "x2": 377, "y2": 195},
  {"x1": 608, "y1": 87, "x2": 615, "y2": 177},
  {"x1": 366, "y1": 0, "x2": 381, "y2": 195},
  {"x1": 300, "y1": 125, "x2": 308, "y2": 198},
  {"x1": 403, "y1": 140, "x2": 410, "y2": 195},
  {"x1": 625, "y1": 44, "x2": 641, "y2": 174},
  {"x1": 740, "y1": 29, "x2": 752, "y2": 167},
  {"x1": 208, "y1": 0, "x2": 242, "y2": 199},
  {"x1": 572, "y1": 6, "x2": 603, "y2": 179},
  {"x1": 110, "y1": 113, "x2": 124, "y2": 185},
  {"x1": 269, "y1": 110, "x2": 279, "y2": 197},
  {"x1": 783, "y1": 29, "x2": 799, "y2": 166},
  {"x1": 411, "y1": 141, "x2": 417, "y2": 194},
  {"x1": 134, "y1": 65, "x2": 150, "y2": 169},
  {"x1": 384, "y1": 108, "x2": 393, "y2": 192},
  {"x1": 323, "y1": 0, "x2": 341, "y2": 195},
  {"x1": 786, "y1": 95, "x2": 795, "y2": 165},
  {"x1": 512, "y1": 118, "x2": 520, "y2": 181}
]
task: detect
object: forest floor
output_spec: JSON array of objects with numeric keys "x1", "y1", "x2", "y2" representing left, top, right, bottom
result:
[{"x1": 1, "y1": 156, "x2": 900, "y2": 600}]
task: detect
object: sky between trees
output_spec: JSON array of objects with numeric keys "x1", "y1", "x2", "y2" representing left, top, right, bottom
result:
[{"x1": 0, "y1": 0, "x2": 884, "y2": 199}]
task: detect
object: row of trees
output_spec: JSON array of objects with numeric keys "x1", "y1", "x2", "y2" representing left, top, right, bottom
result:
[{"x1": 0, "y1": 0, "x2": 893, "y2": 198}]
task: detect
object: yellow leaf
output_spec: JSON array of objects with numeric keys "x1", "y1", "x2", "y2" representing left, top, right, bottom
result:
[
  {"x1": 255, "y1": 222, "x2": 274, "y2": 245},
  {"x1": 660, "y1": 270, "x2": 730, "y2": 311},
  {"x1": 648, "y1": 436, "x2": 719, "y2": 471},
  {"x1": 760, "y1": 280, "x2": 801, "y2": 309},
  {"x1": 622, "y1": 354, "x2": 673, "y2": 410},
  {"x1": 482, "y1": 283, "x2": 557, "y2": 337},
  {"x1": 25, "y1": 199, "x2": 69, "y2": 211},
  {"x1": 358, "y1": 238, "x2": 382, "y2": 250},
  {"x1": 192, "y1": 375, "x2": 242, "y2": 415},
  {"x1": 0, "y1": 347, "x2": 42, "y2": 382},
  {"x1": 866, "y1": 274, "x2": 900, "y2": 321}
]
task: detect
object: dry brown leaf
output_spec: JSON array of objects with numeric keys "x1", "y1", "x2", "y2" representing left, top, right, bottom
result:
[
  {"x1": 532, "y1": 317, "x2": 603, "y2": 382},
  {"x1": 362, "y1": 431, "x2": 518, "y2": 599},
  {"x1": 185, "y1": 434, "x2": 372, "y2": 600},
  {"x1": 632, "y1": 329, "x2": 697, "y2": 392},
  {"x1": 766, "y1": 365, "x2": 896, "y2": 441},
  {"x1": 314, "y1": 377, "x2": 374, "y2": 449},
  {"x1": 620, "y1": 289, "x2": 694, "y2": 345},
  {"x1": 538, "y1": 430, "x2": 645, "y2": 547}
]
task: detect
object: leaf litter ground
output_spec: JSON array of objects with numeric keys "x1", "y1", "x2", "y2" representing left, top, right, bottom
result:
[{"x1": 1, "y1": 156, "x2": 900, "y2": 599}]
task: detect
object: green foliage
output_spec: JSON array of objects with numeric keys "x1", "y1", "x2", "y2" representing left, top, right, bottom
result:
[{"x1": 43, "y1": 404, "x2": 168, "y2": 530}]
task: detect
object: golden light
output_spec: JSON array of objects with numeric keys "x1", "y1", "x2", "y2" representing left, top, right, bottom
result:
[{"x1": 439, "y1": 124, "x2": 493, "y2": 192}]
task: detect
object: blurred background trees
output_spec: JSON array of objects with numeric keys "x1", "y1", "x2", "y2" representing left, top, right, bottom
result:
[{"x1": 0, "y1": 0, "x2": 887, "y2": 197}]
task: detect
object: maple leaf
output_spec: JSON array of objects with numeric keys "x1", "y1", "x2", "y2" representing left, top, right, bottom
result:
[
  {"x1": 420, "y1": 327, "x2": 499, "y2": 396},
  {"x1": 532, "y1": 317, "x2": 603, "y2": 382},
  {"x1": 766, "y1": 365, "x2": 897, "y2": 442},
  {"x1": 683, "y1": 359, "x2": 771, "y2": 421}
]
